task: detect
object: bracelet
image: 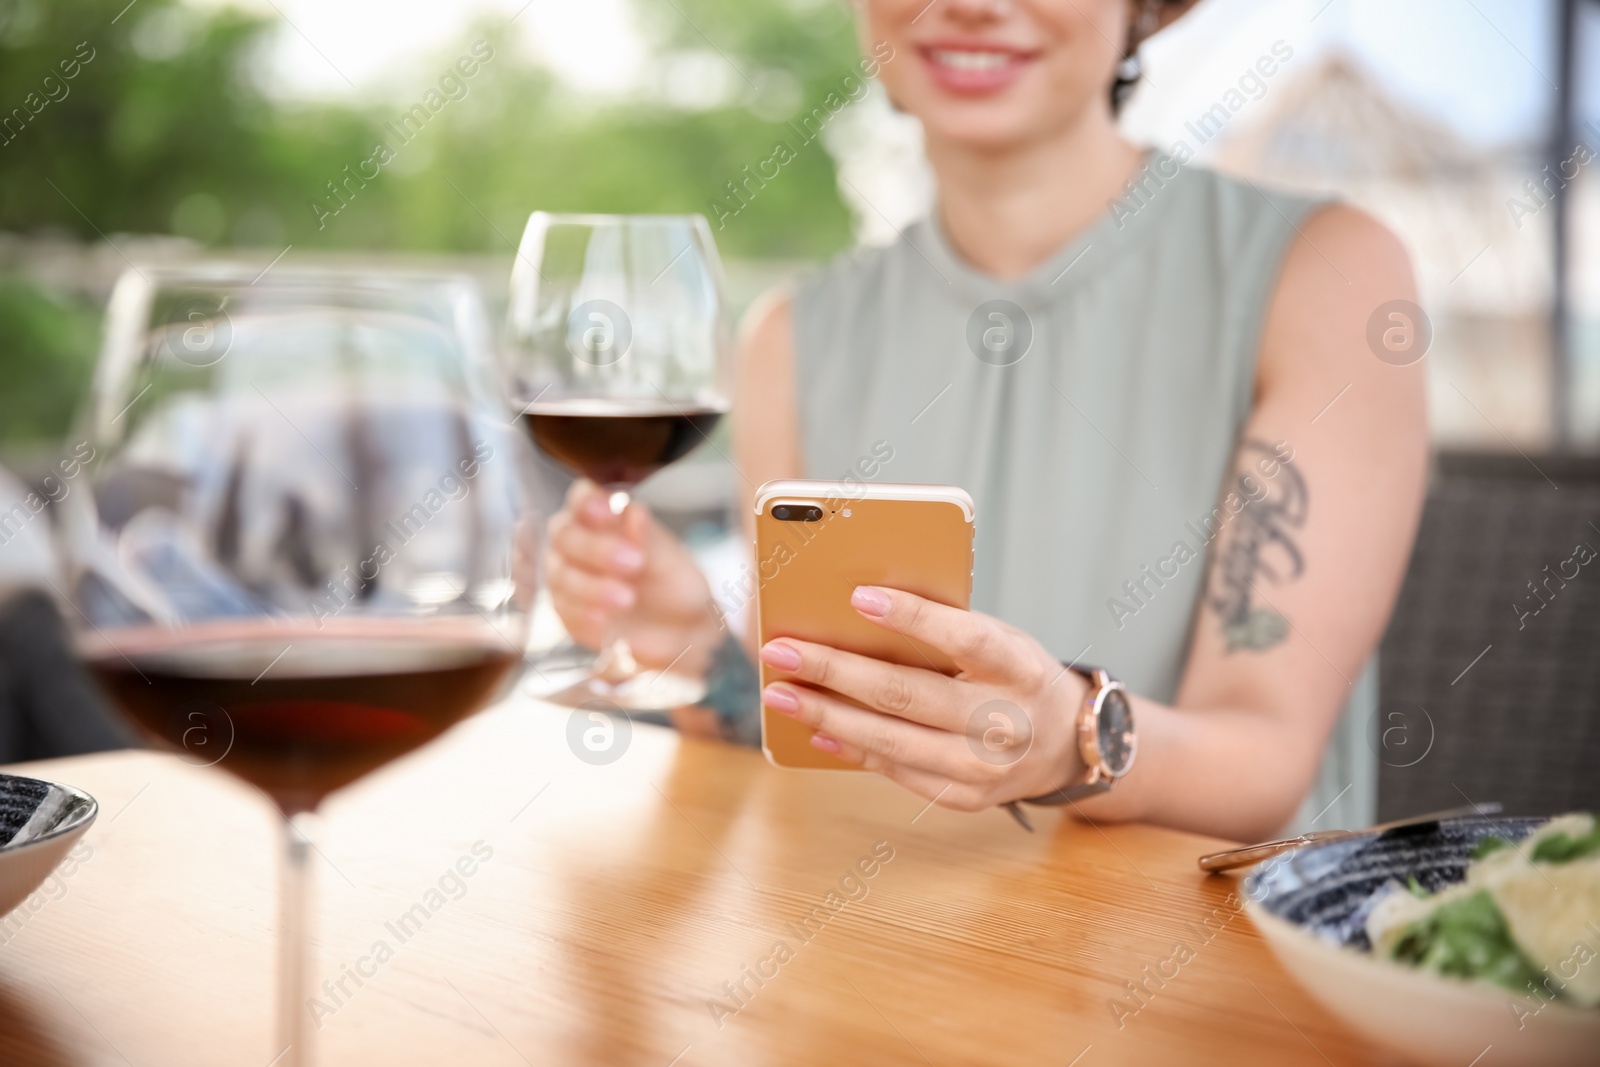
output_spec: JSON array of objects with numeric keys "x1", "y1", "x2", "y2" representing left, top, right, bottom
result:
[{"x1": 697, "y1": 629, "x2": 761, "y2": 747}]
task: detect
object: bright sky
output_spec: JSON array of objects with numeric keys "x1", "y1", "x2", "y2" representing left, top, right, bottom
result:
[
  {"x1": 1132, "y1": 0, "x2": 1562, "y2": 149},
  {"x1": 197, "y1": 0, "x2": 647, "y2": 97},
  {"x1": 199, "y1": 0, "x2": 1575, "y2": 148}
]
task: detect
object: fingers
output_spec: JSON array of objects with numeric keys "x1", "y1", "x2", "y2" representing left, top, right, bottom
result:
[
  {"x1": 563, "y1": 477, "x2": 615, "y2": 523},
  {"x1": 850, "y1": 586, "x2": 1042, "y2": 683},
  {"x1": 621, "y1": 496, "x2": 651, "y2": 545},
  {"x1": 563, "y1": 478, "x2": 651, "y2": 533},
  {"x1": 761, "y1": 681, "x2": 975, "y2": 782},
  {"x1": 547, "y1": 506, "x2": 647, "y2": 579},
  {"x1": 758, "y1": 637, "x2": 965, "y2": 731},
  {"x1": 543, "y1": 506, "x2": 638, "y2": 641},
  {"x1": 545, "y1": 541, "x2": 635, "y2": 646},
  {"x1": 546, "y1": 551, "x2": 634, "y2": 610},
  {"x1": 809, "y1": 731, "x2": 987, "y2": 812}
]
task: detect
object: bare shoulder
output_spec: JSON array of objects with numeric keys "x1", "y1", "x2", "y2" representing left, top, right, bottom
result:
[
  {"x1": 1257, "y1": 202, "x2": 1421, "y2": 401},
  {"x1": 1296, "y1": 201, "x2": 1410, "y2": 269}
]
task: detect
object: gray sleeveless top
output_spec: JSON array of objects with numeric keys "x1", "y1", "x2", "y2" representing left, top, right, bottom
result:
[{"x1": 792, "y1": 159, "x2": 1376, "y2": 836}]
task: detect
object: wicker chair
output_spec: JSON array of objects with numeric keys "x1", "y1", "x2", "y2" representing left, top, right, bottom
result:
[{"x1": 1377, "y1": 451, "x2": 1600, "y2": 820}]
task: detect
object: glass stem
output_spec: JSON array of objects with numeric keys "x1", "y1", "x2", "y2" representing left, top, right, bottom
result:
[
  {"x1": 277, "y1": 812, "x2": 315, "y2": 1067},
  {"x1": 593, "y1": 488, "x2": 638, "y2": 684}
]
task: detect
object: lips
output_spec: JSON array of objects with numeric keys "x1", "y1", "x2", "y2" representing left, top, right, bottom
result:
[{"x1": 919, "y1": 43, "x2": 1036, "y2": 95}]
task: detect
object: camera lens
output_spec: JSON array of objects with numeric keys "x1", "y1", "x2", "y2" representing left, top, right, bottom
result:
[{"x1": 773, "y1": 506, "x2": 791, "y2": 520}]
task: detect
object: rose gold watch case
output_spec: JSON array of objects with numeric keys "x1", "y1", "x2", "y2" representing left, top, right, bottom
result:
[{"x1": 1074, "y1": 669, "x2": 1135, "y2": 788}]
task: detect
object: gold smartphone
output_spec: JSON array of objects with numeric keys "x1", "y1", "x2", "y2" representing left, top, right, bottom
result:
[{"x1": 753, "y1": 480, "x2": 975, "y2": 769}]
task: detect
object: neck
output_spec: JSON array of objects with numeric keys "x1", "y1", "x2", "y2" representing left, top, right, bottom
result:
[{"x1": 926, "y1": 107, "x2": 1143, "y2": 280}]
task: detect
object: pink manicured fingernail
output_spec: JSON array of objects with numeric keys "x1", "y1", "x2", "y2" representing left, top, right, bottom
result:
[
  {"x1": 583, "y1": 495, "x2": 611, "y2": 521},
  {"x1": 810, "y1": 733, "x2": 841, "y2": 754},
  {"x1": 759, "y1": 641, "x2": 802, "y2": 671},
  {"x1": 762, "y1": 684, "x2": 799, "y2": 714},
  {"x1": 611, "y1": 544, "x2": 644, "y2": 571},
  {"x1": 603, "y1": 584, "x2": 635, "y2": 609},
  {"x1": 851, "y1": 586, "x2": 891, "y2": 617}
]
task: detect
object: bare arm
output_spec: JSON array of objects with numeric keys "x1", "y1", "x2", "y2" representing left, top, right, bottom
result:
[
  {"x1": 754, "y1": 205, "x2": 1429, "y2": 842},
  {"x1": 729, "y1": 290, "x2": 805, "y2": 652},
  {"x1": 1095, "y1": 204, "x2": 1428, "y2": 836}
]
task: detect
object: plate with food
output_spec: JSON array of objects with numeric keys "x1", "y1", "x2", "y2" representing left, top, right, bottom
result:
[
  {"x1": 1244, "y1": 812, "x2": 1599, "y2": 1067},
  {"x1": 1, "y1": 771, "x2": 98, "y2": 920}
]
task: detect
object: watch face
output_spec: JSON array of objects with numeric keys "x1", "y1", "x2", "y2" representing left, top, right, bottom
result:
[{"x1": 1096, "y1": 687, "x2": 1135, "y2": 776}]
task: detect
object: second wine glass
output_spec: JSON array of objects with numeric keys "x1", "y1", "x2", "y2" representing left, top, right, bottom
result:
[
  {"x1": 506, "y1": 212, "x2": 732, "y2": 709},
  {"x1": 59, "y1": 265, "x2": 531, "y2": 1067}
]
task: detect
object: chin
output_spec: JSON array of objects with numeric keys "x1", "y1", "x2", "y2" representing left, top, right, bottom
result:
[
  {"x1": 900, "y1": 90, "x2": 1072, "y2": 152},
  {"x1": 925, "y1": 117, "x2": 1039, "y2": 152}
]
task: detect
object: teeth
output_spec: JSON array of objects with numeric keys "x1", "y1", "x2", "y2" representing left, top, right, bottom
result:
[{"x1": 930, "y1": 50, "x2": 1013, "y2": 72}]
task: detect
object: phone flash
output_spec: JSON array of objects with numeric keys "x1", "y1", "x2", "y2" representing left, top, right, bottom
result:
[{"x1": 841, "y1": 508, "x2": 852, "y2": 517}]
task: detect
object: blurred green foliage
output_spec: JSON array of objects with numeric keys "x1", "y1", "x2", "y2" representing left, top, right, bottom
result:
[
  {"x1": 0, "y1": 0, "x2": 865, "y2": 446},
  {"x1": 0, "y1": 280, "x2": 100, "y2": 443}
]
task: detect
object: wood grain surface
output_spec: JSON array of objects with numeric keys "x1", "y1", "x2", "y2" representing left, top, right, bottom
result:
[{"x1": 0, "y1": 693, "x2": 1396, "y2": 1066}]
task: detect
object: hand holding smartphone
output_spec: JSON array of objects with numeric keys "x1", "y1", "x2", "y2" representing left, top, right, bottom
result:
[{"x1": 753, "y1": 480, "x2": 974, "y2": 769}]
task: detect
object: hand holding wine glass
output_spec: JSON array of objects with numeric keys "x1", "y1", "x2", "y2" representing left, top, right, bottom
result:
[
  {"x1": 506, "y1": 213, "x2": 733, "y2": 709},
  {"x1": 543, "y1": 477, "x2": 725, "y2": 675}
]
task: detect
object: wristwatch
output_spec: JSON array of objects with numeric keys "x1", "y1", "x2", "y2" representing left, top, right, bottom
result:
[{"x1": 1023, "y1": 663, "x2": 1136, "y2": 806}]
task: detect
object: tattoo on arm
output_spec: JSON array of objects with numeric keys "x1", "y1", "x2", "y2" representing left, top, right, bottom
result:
[{"x1": 1207, "y1": 438, "x2": 1307, "y2": 652}]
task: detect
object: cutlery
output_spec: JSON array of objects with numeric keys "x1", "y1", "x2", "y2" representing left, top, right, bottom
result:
[{"x1": 1197, "y1": 802, "x2": 1502, "y2": 873}]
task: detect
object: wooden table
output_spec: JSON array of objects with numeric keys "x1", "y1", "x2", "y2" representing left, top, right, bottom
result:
[{"x1": 0, "y1": 694, "x2": 1393, "y2": 1066}]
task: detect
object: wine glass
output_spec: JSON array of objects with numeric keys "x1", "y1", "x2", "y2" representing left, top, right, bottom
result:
[
  {"x1": 505, "y1": 212, "x2": 732, "y2": 709},
  {"x1": 55, "y1": 265, "x2": 532, "y2": 1067}
]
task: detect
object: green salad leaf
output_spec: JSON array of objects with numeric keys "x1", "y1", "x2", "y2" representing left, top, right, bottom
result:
[
  {"x1": 1470, "y1": 835, "x2": 1512, "y2": 860},
  {"x1": 1529, "y1": 823, "x2": 1600, "y2": 864},
  {"x1": 1388, "y1": 890, "x2": 1542, "y2": 994}
]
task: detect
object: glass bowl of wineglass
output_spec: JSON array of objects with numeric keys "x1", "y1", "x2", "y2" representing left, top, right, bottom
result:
[
  {"x1": 54, "y1": 264, "x2": 533, "y2": 1067},
  {"x1": 505, "y1": 212, "x2": 732, "y2": 709}
]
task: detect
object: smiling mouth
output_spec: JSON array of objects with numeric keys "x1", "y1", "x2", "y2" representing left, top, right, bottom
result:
[
  {"x1": 919, "y1": 45, "x2": 1035, "y2": 93},
  {"x1": 927, "y1": 49, "x2": 1018, "y2": 72}
]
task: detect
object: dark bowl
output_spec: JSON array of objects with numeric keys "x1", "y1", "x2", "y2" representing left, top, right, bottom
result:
[
  {"x1": 1242, "y1": 814, "x2": 1597, "y2": 1067},
  {"x1": 0, "y1": 772, "x2": 99, "y2": 919},
  {"x1": 1245, "y1": 814, "x2": 1545, "y2": 948}
]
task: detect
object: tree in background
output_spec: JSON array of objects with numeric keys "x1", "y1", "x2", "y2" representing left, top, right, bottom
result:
[
  {"x1": 0, "y1": 0, "x2": 862, "y2": 256},
  {"x1": 0, "y1": 0, "x2": 867, "y2": 446}
]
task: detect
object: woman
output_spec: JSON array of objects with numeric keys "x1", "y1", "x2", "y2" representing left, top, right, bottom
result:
[{"x1": 543, "y1": 0, "x2": 1426, "y2": 842}]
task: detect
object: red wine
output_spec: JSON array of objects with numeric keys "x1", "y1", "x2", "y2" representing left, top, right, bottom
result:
[
  {"x1": 520, "y1": 400, "x2": 725, "y2": 487},
  {"x1": 86, "y1": 624, "x2": 517, "y2": 814}
]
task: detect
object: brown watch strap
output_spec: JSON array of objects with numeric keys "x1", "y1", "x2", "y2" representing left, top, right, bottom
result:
[
  {"x1": 1002, "y1": 777, "x2": 1110, "y2": 831},
  {"x1": 1021, "y1": 778, "x2": 1111, "y2": 807}
]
